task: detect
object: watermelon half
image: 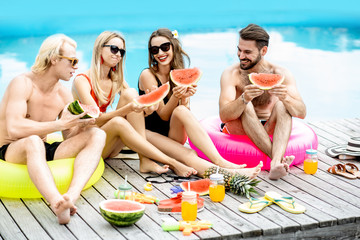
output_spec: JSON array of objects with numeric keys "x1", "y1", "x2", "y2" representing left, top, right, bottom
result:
[
  {"x1": 134, "y1": 82, "x2": 170, "y2": 106},
  {"x1": 248, "y1": 73, "x2": 284, "y2": 90},
  {"x1": 180, "y1": 179, "x2": 210, "y2": 196},
  {"x1": 99, "y1": 199, "x2": 145, "y2": 227},
  {"x1": 68, "y1": 100, "x2": 100, "y2": 118},
  {"x1": 170, "y1": 67, "x2": 202, "y2": 86}
]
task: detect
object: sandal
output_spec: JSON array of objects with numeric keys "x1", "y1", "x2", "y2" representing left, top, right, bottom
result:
[
  {"x1": 327, "y1": 164, "x2": 357, "y2": 179},
  {"x1": 344, "y1": 163, "x2": 360, "y2": 178},
  {"x1": 264, "y1": 191, "x2": 306, "y2": 214},
  {"x1": 238, "y1": 197, "x2": 273, "y2": 214}
]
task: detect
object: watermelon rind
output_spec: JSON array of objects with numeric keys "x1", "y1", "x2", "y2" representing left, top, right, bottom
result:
[
  {"x1": 248, "y1": 73, "x2": 284, "y2": 90},
  {"x1": 68, "y1": 100, "x2": 100, "y2": 119},
  {"x1": 99, "y1": 199, "x2": 145, "y2": 227},
  {"x1": 180, "y1": 179, "x2": 210, "y2": 196},
  {"x1": 134, "y1": 82, "x2": 170, "y2": 107},
  {"x1": 170, "y1": 67, "x2": 202, "y2": 86}
]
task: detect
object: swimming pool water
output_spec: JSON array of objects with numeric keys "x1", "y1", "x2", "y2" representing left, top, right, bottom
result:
[{"x1": 0, "y1": 27, "x2": 359, "y2": 121}]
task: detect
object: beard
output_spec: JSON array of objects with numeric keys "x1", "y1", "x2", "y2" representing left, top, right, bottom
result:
[{"x1": 240, "y1": 52, "x2": 261, "y2": 70}]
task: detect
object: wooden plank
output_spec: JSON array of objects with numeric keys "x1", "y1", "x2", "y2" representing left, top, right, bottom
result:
[
  {"x1": 97, "y1": 163, "x2": 169, "y2": 240},
  {"x1": 0, "y1": 200, "x2": 27, "y2": 240},
  {"x1": 104, "y1": 160, "x2": 199, "y2": 239},
  {"x1": 21, "y1": 199, "x2": 77, "y2": 240},
  {"x1": 87, "y1": 176, "x2": 148, "y2": 240},
  {"x1": 2, "y1": 198, "x2": 53, "y2": 240},
  {"x1": 115, "y1": 159, "x2": 245, "y2": 239},
  {"x1": 123, "y1": 159, "x2": 299, "y2": 238},
  {"x1": 80, "y1": 186, "x2": 129, "y2": 240},
  {"x1": 256, "y1": 171, "x2": 357, "y2": 225}
]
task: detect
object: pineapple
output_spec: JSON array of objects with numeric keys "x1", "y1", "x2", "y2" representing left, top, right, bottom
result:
[
  {"x1": 203, "y1": 166, "x2": 260, "y2": 198},
  {"x1": 229, "y1": 174, "x2": 260, "y2": 198}
]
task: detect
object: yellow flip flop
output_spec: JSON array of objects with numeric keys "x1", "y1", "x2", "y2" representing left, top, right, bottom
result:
[
  {"x1": 238, "y1": 197, "x2": 273, "y2": 214},
  {"x1": 264, "y1": 191, "x2": 306, "y2": 214}
]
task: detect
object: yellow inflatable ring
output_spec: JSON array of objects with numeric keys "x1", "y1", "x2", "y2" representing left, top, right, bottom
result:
[{"x1": 0, "y1": 134, "x2": 104, "y2": 198}]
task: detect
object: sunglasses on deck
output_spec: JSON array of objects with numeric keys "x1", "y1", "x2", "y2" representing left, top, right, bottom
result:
[
  {"x1": 58, "y1": 55, "x2": 79, "y2": 67},
  {"x1": 149, "y1": 42, "x2": 171, "y2": 55},
  {"x1": 103, "y1": 45, "x2": 126, "y2": 57}
]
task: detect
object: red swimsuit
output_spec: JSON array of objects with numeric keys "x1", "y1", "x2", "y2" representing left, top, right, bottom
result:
[{"x1": 76, "y1": 73, "x2": 112, "y2": 113}]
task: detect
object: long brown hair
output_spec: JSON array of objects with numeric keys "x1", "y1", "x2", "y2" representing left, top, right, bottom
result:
[{"x1": 147, "y1": 28, "x2": 190, "y2": 92}]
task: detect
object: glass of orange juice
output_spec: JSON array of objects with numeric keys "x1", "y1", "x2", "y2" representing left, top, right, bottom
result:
[
  {"x1": 209, "y1": 173, "x2": 225, "y2": 202},
  {"x1": 304, "y1": 149, "x2": 318, "y2": 174},
  {"x1": 181, "y1": 191, "x2": 197, "y2": 221}
]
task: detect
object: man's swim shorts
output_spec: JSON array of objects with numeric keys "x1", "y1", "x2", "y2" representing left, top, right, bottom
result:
[{"x1": 0, "y1": 141, "x2": 62, "y2": 161}]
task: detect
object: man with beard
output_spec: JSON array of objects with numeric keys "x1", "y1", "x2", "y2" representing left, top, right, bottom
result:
[{"x1": 219, "y1": 24, "x2": 306, "y2": 180}]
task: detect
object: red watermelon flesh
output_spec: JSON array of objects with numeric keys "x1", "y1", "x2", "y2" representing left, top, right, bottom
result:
[
  {"x1": 134, "y1": 82, "x2": 170, "y2": 106},
  {"x1": 180, "y1": 179, "x2": 210, "y2": 196},
  {"x1": 248, "y1": 73, "x2": 284, "y2": 90},
  {"x1": 103, "y1": 200, "x2": 143, "y2": 212},
  {"x1": 170, "y1": 67, "x2": 202, "y2": 86}
]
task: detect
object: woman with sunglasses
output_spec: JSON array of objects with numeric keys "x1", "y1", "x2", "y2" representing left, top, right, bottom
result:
[
  {"x1": 72, "y1": 31, "x2": 198, "y2": 177},
  {"x1": 138, "y1": 28, "x2": 263, "y2": 178}
]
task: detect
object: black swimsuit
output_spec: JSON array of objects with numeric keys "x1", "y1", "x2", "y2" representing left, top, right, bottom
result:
[{"x1": 138, "y1": 75, "x2": 170, "y2": 137}]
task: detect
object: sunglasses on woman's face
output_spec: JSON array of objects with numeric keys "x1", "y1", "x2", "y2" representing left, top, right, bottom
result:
[
  {"x1": 103, "y1": 45, "x2": 126, "y2": 57},
  {"x1": 149, "y1": 42, "x2": 171, "y2": 55},
  {"x1": 58, "y1": 55, "x2": 79, "y2": 67}
]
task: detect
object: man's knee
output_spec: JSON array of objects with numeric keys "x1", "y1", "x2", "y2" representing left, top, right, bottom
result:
[
  {"x1": 273, "y1": 101, "x2": 289, "y2": 116},
  {"x1": 24, "y1": 135, "x2": 44, "y2": 151}
]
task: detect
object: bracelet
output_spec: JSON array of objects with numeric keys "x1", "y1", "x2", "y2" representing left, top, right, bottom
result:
[{"x1": 241, "y1": 93, "x2": 249, "y2": 105}]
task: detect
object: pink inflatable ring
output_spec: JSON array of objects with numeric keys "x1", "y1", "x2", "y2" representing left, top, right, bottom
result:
[{"x1": 189, "y1": 116, "x2": 318, "y2": 170}]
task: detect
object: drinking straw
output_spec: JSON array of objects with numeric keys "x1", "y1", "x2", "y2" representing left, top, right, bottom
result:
[
  {"x1": 124, "y1": 175, "x2": 128, "y2": 185},
  {"x1": 216, "y1": 166, "x2": 219, "y2": 174}
]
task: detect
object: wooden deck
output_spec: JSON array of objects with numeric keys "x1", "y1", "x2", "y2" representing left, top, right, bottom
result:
[{"x1": 1, "y1": 118, "x2": 360, "y2": 239}]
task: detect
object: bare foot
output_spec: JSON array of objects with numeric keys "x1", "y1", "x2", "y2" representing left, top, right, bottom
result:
[
  {"x1": 216, "y1": 159, "x2": 247, "y2": 169},
  {"x1": 228, "y1": 161, "x2": 263, "y2": 179},
  {"x1": 139, "y1": 157, "x2": 170, "y2": 174},
  {"x1": 282, "y1": 155, "x2": 295, "y2": 172},
  {"x1": 51, "y1": 194, "x2": 74, "y2": 224},
  {"x1": 70, "y1": 205, "x2": 77, "y2": 216},
  {"x1": 172, "y1": 162, "x2": 198, "y2": 177},
  {"x1": 269, "y1": 156, "x2": 294, "y2": 180}
]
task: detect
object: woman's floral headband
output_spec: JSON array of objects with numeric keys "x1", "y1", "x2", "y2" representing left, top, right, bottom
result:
[{"x1": 172, "y1": 30, "x2": 179, "y2": 39}]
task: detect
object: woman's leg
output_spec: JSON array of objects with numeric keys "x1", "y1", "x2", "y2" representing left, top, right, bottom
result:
[
  {"x1": 146, "y1": 130, "x2": 262, "y2": 179},
  {"x1": 116, "y1": 88, "x2": 168, "y2": 174},
  {"x1": 168, "y1": 106, "x2": 244, "y2": 169},
  {"x1": 101, "y1": 116, "x2": 197, "y2": 177}
]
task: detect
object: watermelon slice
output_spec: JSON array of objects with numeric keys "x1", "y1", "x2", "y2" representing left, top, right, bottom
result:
[
  {"x1": 134, "y1": 82, "x2": 170, "y2": 106},
  {"x1": 170, "y1": 67, "x2": 202, "y2": 86},
  {"x1": 180, "y1": 179, "x2": 210, "y2": 196},
  {"x1": 248, "y1": 73, "x2": 284, "y2": 90},
  {"x1": 68, "y1": 100, "x2": 100, "y2": 118}
]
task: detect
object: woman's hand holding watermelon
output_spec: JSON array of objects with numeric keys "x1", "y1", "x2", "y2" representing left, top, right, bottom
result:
[{"x1": 173, "y1": 85, "x2": 197, "y2": 99}]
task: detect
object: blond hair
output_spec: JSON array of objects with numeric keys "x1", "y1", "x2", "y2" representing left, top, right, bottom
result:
[
  {"x1": 148, "y1": 28, "x2": 190, "y2": 92},
  {"x1": 32, "y1": 34, "x2": 77, "y2": 73},
  {"x1": 89, "y1": 31, "x2": 127, "y2": 104}
]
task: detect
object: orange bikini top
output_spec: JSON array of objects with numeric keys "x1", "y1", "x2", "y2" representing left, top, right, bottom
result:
[{"x1": 76, "y1": 73, "x2": 112, "y2": 113}]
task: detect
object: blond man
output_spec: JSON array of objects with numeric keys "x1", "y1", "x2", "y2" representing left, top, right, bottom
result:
[{"x1": 0, "y1": 34, "x2": 106, "y2": 224}]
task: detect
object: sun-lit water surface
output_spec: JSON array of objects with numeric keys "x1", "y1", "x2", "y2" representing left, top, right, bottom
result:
[{"x1": 0, "y1": 27, "x2": 359, "y2": 121}]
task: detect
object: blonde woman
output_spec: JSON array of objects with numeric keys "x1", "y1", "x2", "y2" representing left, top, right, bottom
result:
[
  {"x1": 72, "y1": 31, "x2": 197, "y2": 177},
  {"x1": 138, "y1": 28, "x2": 263, "y2": 178}
]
